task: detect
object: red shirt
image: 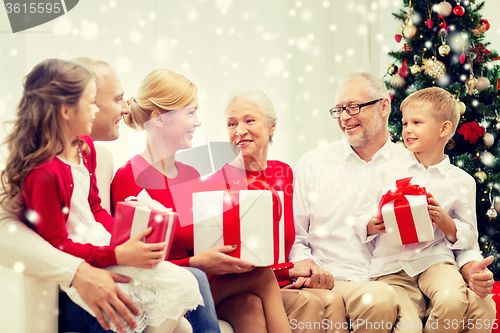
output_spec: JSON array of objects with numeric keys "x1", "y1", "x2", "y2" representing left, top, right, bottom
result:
[
  {"x1": 111, "y1": 155, "x2": 201, "y2": 267},
  {"x1": 23, "y1": 136, "x2": 117, "y2": 268}
]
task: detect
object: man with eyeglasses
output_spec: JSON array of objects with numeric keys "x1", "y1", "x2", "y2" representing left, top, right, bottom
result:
[{"x1": 289, "y1": 72, "x2": 495, "y2": 332}]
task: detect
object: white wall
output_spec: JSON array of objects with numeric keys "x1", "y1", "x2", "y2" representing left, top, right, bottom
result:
[{"x1": 0, "y1": 0, "x2": 499, "y2": 171}]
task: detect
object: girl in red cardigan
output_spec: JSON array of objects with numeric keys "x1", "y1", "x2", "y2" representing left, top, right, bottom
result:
[
  {"x1": 0, "y1": 59, "x2": 203, "y2": 333},
  {"x1": 112, "y1": 69, "x2": 292, "y2": 333}
]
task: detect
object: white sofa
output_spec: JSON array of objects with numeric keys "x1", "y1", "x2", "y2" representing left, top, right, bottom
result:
[{"x1": 1, "y1": 265, "x2": 234, "y2": 333}]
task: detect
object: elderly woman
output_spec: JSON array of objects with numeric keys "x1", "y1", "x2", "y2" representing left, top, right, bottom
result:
[
  {"x1": 203, "y1": 89, "x2": 348, "y2": 333},
  {"x1": 112, "y1": 70, "x2": 291, "y2": 333}
]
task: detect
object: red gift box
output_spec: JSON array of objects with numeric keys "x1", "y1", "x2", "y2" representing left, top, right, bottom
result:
[
  {"x1": 377, "y1": 177, "x2": 434, "y2": 246},
  {"x1": 192, "y1": 179, "x2": 285, "y2": 266},
  {"x1": 111, "y1": 196, "x2": 178, "y2": 259}
]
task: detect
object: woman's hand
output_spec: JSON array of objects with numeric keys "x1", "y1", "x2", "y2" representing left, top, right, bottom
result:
[
  {"x1": 115, "y1": 228, "x2": 167, "y2": 268},
  {"x1": 189, "y1": 245, "x2": 255, "y2": 275}
]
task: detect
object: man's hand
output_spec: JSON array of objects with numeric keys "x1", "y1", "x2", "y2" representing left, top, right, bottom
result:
[
  {"x1": 290, "y1": 259, "x2": 334, "y2": 290},
  {"x1": 462, "y1": 256, "x2": 495, "y2": 298},
  {"x1": 71, "y1": 262, "x2": 140, "y2": 333}
]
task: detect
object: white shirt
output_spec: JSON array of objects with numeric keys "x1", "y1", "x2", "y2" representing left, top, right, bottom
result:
[
  {"x1": 94, "y1": 143, "x2": 114, "y2": 214},
  {"x1": 355, "y1": 152, "x2": 480, "y2": 278},
  {"x1": 289, "y1": 137, "x2": 409, "y2": 282}
]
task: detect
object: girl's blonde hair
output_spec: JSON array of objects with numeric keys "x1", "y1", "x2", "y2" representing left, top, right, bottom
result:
[
  {"x1": 1, "y1": 58, "x2": 94, "y2": 211},
  {"x1": 126, "y1": 69, "x2": 198, "y2": 129}
]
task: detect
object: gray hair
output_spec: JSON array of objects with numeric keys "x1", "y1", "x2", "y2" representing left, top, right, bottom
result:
[
  {"x1": 336, "y1": 72, "x2": 390, "y2": 102},
  {"x1": 225, "y1": 88, "x2": 277, "y2": 142}
]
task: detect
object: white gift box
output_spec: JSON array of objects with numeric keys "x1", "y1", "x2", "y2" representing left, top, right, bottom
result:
[
  {"x1": 382, "y1": 194, "x2": 434, "y2": 247},
  {"x1": 193, "y1": 190, "x2": 285, "y2": 266}
]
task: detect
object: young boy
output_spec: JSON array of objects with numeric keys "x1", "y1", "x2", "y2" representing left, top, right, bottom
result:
[{"x1": 355, "y1": 87, "x2": 479, "y2": 332}]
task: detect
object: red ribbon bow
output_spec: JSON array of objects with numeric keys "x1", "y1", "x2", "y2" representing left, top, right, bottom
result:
[{"x1": 377, "y1": 177, "x2": 428, "y2": 245}]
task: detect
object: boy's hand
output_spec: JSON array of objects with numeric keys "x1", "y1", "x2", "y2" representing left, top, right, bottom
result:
[
  {"x1": 427, "y1": 193, "x2": 457, "y2": 243},
  {"x1": 368, "y1": 217, "x2": 385, "y2": 235},
  {"x1": 427, "y1": 193, "x2": 448, "y2": 225},
  {"x1": 115, "y1": 227, "x2": 167, "y2": 268}
]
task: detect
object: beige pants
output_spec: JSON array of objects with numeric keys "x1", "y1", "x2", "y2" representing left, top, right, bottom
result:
[
  {"x1": 283, "y1": 280, "x2": 399, "y2": 333},
  {"x1": 375, "y1": 261, "x2": 495, "y2": 333},
  {"x1": 282, "y1": 288, "x2": 346, "y2": 333}
]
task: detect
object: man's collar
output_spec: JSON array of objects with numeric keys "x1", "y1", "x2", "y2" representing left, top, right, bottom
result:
[{"x1": 342, "y1": 136, "x2": 393, "y2": 163}]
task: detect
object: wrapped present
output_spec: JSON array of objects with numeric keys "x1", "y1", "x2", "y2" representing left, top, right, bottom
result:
[
  {"x1": 111, "y1": 190, "x2": 178, "y2": 259},
  {"x1": 192, "y1": 184, "x2": 284, "y2": 267},
  {"x1": 378, "y1": 177, "x2": 434, "y2": 247}
]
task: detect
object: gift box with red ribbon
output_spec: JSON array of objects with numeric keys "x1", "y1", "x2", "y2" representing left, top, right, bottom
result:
[
  {"x1": 110, "y1": 190, "x2": 178, "y2": 259},
  {"x1": 192, "y1": 182, "x2": 285, "y2": 267},
  {"x1": 377, "y1": 177, "x2": 434, "y2": 247}
]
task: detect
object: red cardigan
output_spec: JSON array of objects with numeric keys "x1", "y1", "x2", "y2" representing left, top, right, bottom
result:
[
  {"x1": 111, "y1": 154, "x2": 202, "y2": 267},
  {"x1": 23, "y1": 136, "x2": 117, "y2": 267},
  {"x1": 203, "y1": 161, "x2": 296, "y2": 286}
]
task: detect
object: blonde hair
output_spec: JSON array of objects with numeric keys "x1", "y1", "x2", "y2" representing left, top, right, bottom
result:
[
  {"x1": 400, "y1": 87, "x2": 460, "y2": 134},
  {"x1": 125, "y1": 69, "x2": 198, "y2": 129}
]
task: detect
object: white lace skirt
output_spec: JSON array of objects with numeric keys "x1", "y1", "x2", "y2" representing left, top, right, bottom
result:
[{"x1": 63, "y1": 261, "x2": 204, "y2": 333}]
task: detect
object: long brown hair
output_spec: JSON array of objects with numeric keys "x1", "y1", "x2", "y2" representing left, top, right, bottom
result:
[{"x1": 0, "y1": 58, "x2": 94, "y2": 211}]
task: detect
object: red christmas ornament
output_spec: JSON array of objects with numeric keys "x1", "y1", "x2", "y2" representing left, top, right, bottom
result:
[
  {"x1": 452, "y1": 6, "x2": 465, "y2": 16},
  {"x1": 395, "y1": 34, "x2": 402, "y2": 43},
  {"x1": 460, "y1": 53, "x2": 466, "y2": 64},
  {"x1": 457, "y1": 121, "x2": 486, "y2": 144},
  {"x1": 402, "y1": 43, "x2": 413, "y2": 52},
  {"x1": 399, "y1": 58, "x2": 409, "y2": 78},
  {"x1": 481, "y1": 19, "x2": 490, "y2": 31},
  {"x1": 427, "y1": 18, "x2": 433, "y2": 29}
]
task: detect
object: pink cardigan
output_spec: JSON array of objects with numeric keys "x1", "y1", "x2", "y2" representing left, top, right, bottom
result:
[{"x1": 23, "y1": 136, "x2": 117, "y2": 267}]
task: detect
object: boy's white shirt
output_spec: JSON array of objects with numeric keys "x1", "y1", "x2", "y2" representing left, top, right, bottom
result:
[{"x1": 355, "y1": 151, "x2": 480, "y2": 278}]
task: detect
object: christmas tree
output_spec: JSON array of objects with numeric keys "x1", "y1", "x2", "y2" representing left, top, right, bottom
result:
[{"x1": 385, "y1": 0, "x2": 500, "y2": 278}]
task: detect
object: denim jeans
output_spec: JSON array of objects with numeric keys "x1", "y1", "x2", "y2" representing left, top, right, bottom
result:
[
  {"x1": 59, "y1": 267, "x2": 220, "y2": 333},
  {"x1": 183, "y1": 267, "x2": 221, "y2": 333}
]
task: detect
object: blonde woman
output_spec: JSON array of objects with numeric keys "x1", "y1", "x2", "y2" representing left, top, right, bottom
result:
[{"x1": 112, "y1": 69, "x2": 291, "y2": 333}]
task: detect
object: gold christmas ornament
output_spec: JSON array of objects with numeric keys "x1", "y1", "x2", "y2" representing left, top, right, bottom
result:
[
  {"x1": 474, "y1": 170, "x2": 487, "y2": 183},
  {"x1": 476, "y1": 77, "x2": 491, "y2": 91},
  {"x1": 387, "y1": 63, "x2": 398, "y2": 76},
  {"x1": 422, "y1": 58, "x2": 446, "y2": 79},
  {"x1": 403, "y1": 23, "x2": 417, "y2": 39},
  {"x1": 483, "y1": 133, "x2": 495, "y2": 148},
  {"x1": 436, "y1": 1, "x2": 453, "y2": 17},
  {"x1": 410, "y1": 64, "x2": 421, "y2": 75},
  {"x1": 395, "y1": 140, "x2": 406, "y2": 148},
  {"x1": 458, "y1": 101, "x2": 466, "y2": 115},
  {"x1": 438, "y1": 44, "x2": 451, "y2": 56},
  {"x1": 465, "y1": 75, "x2": 477, "y2": 95}
]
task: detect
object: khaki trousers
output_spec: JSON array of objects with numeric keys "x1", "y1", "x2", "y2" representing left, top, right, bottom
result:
[
  {"x1": 282, "y1": 288, "x2": 346, "y2": 333},
  {"x1": 375, "y1": 261, "x2": 495, "y2": 333},
  {"x1": 283, "y1": 280, "x2": 399, "y2": 333}
]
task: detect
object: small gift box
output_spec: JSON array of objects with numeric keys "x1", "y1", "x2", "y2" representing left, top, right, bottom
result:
[
  {"x1": 490, "y1": 281, "x2": 500, "y2": 333},
  {"x1": 378, "y1": 177, "x2": 434, "y2": 247},
  {"x1": 111, "y1": 190, "x2": 178, "y2": 259},
  {"x1": 192, "y1": 184, "x2": 284, "y2": 267}
]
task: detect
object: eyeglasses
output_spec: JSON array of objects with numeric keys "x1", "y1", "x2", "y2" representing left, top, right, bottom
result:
[{"x1": 329, "y1": 98, "x2": 383, "y2": 119}]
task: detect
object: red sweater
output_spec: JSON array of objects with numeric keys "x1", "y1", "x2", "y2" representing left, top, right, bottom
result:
[
  {"x1": 203, "y1": 161, "x2": 295, "y2": 286},
  {"x1": 111, "y1": 155, "x2": 201, "y2": 267},
  {"x1": 23, "y1": 136, "x2": 117, "y2": 268}
]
